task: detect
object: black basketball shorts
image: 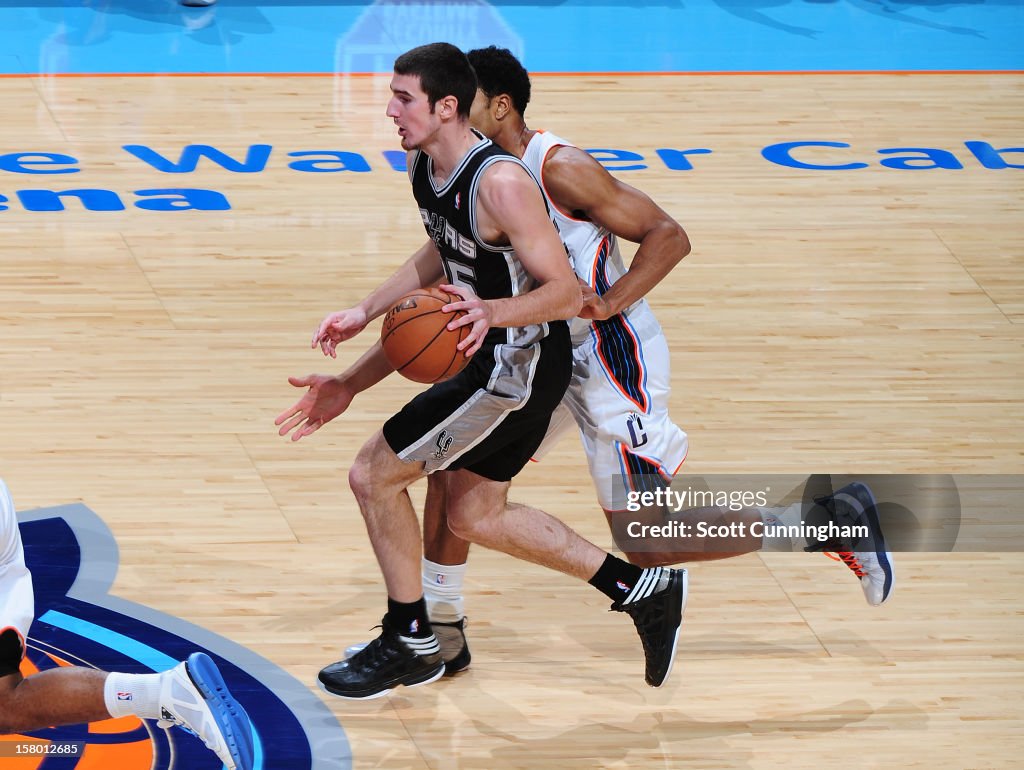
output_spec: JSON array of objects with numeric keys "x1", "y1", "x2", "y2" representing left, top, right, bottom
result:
[
  {"x1": 383, "y1": 321, "x2": 571, "y2": 482},
  {"x1": 0, "y1": 627, "x2": 25, "y2": 677}
]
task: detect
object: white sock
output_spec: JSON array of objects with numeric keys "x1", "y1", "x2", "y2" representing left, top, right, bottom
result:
[
  {"x1": 103, "y1": 671, "x2": 164, "y2": 719},
  {"x1": 758, "y1": 503, "x2": 808, "y2": 552},
  {"x1": 422, "y1": 558, "x2": 466, "y2": 623}
]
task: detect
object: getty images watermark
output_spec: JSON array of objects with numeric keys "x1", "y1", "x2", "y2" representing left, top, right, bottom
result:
[
  {"x1": 623, "y1": 486, "x2": 868, "y2": 544},
  {"x1": 607, "y1": 474, "x2": 1024, "y2": 554}
]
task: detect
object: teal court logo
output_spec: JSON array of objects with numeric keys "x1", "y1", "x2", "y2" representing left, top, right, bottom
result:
[{"x1": 10, "y1": 503, "x2": 349, "y2": 769}]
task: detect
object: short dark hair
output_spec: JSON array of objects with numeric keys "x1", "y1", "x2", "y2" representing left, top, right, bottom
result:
[
  {"x1": 394, "y1": 42, "x2": 477, "y2": 118},
  {"x1": 467, "y1": 46, "x2": 531, "y2": 116}
]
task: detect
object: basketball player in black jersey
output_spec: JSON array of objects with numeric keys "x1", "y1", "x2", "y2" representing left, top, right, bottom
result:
[{"x1": 277, "y1": 43, "x2": 686, "y2": 699}]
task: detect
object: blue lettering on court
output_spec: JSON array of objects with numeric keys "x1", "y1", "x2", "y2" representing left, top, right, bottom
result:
[{"x1": 0, "y1": 141, "x2": 1018, "y2": 213}]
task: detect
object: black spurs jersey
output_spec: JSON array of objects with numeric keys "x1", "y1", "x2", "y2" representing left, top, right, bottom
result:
[{"x1": 411, "y1": 132, "x2": 553, "y2": 350}]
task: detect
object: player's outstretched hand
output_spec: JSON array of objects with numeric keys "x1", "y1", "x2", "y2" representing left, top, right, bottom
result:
[
  {"x1": 312, "y1": 307, "x2": 369, "y2": 358},
  {"x1": 275, "y1": 374, "x2": 355, "y2": 441},
  {"x1": 439, "y1": 283, "x2": 490, "y2": 358}
]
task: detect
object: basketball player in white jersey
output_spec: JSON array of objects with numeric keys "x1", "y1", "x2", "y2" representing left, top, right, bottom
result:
[
  {"x1": 461, "y1": 45, "x2": 893, "y2": 599},
  {"x1": 0, "y1": 479, "x2": 254, "y2": 769}
]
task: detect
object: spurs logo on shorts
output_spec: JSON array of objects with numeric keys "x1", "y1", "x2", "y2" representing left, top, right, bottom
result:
[{"x1": 434, "y1": 429, "x2": 455, "y2": 459}]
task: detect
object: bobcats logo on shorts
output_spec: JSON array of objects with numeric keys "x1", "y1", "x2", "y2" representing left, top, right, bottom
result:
[
  {"x1": 626, "y1": 413, "x2": 648, "y2": 449},
  {"x1": 434, "y1": 430, "x2": 455, "y2": 459}
]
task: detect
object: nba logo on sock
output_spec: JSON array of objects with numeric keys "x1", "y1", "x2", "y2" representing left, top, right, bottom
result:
[
  {"x1": 435, "y1": 574, "x2": 446, "y2": 585},
  {"x1": 616, "y1": 580, "x2": 630, "y2": 593},
  {"x1": 117, "y1": 691, "x2": 133, "y2": 701},
  {"x1": 410, "y1": 619, "x2": 419, "y2": 634}
]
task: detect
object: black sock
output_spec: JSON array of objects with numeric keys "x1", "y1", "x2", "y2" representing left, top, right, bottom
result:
[
  {"x1": 386, "y1": 597, "x2": 433, "y2": 638},
  {"x1": 588, "y1": 554, "x2": 646, "y2": 603}
]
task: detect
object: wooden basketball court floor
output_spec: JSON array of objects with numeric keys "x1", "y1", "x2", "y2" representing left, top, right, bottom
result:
[{"x1": 1, "y1": 50, "x2": 1023, "y2": 770}]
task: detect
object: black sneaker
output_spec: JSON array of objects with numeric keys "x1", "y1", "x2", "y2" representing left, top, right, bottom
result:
[
  {"x1": 319, "y1": 617, "x2": 445, "y2": 699},
  {"x1": 805, "y1": 482, "x2": 895, "y2": 606},
  {"x1": 432, "y1": 617, "x2": 471, "y2": 675},
  {"x1": 344, "y1": 616, "x2": 471, "y2": 676},
  {"x1": 611, "y1": 567, "x2": 687, "y2": 687}
]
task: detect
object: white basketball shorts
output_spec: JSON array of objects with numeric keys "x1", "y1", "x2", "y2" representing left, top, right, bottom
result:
[
  {"x1": 1, "y1": 479, "x2": 34, "y2": 671},
  {"x1": 534, "y1": 327, "x2": 688, "y2": 511}
]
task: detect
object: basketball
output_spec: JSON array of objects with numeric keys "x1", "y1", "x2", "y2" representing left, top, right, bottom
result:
[{"x1": 380, "y1": 288, "x2": 472, "y2": 383}]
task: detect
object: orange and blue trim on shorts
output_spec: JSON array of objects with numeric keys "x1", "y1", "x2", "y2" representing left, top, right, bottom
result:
[
  {"x1": 608, "y1": 442, "x2": 689, "y2": 511},
  {"x1": 617, "y1": 442, "x2": 674, "y2": 490},
  {"x1": 603, "y1": 442, "x2": 689, "y2": 513},
  {"x1": 589, "y1": 236, "x2": 651, "y2": 414}
]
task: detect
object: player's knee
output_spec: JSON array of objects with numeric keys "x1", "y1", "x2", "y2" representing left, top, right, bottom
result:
[
  {"x1": 445, "y1": 502, "x2": 499, "y2": 543},
  {"x1": 347, "y1": 459, "x2": 373, "y2": 505},
  {"x1": 0, "y1": 675, "x2": 23, "y2": 734},
  {"x1": 348, "y1": 429, "x2": 389, "y2": 501},
  {"x1": 444, "y1": 508, "x2": 478, "y2": 541}
]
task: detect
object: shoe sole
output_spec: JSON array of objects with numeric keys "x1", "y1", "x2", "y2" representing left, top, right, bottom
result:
[
  {"x1": 843, "y1": 483, "x2": 896, "y2": 605},
  {"x1": 652, "y1": 569, "x2": 688, "y2": 688},
  {"x1": 440, "y1": 646, "x2": 471, "y2": 676},
  {"x1": 185, "y1": 653, "x2": 255, "y2": 770},
  {"x1": 345, "y1": 643, "x2": 470, "y2": 676},
  {"x1": 875, "y1": 556, "x2": 895, "y2": 605},
  {"x1": 317, "y1": 662, "x2": 446, "y2": 700}
]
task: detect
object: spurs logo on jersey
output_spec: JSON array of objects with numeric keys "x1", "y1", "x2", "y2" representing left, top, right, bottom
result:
[{"x1": 420, "y1": 209, "x2": 477, "y2": 259}]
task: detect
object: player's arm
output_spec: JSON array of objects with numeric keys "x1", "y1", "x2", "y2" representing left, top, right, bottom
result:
[
  {"x1": 467, "y1": 161, "x2": 582, "y2": 327},
  {"x1": 314, "y1": 151, "x2": 443, "y2": 357},
  {"x1": 314, "y1": 239, "x2": 445, "y2": 357},
  {"x1": 543, "y1": 147, "x2": 690, "y2": 320},
  {"x1": 275, "y1": 341, "x2": 395, "y2": 441},
  {"x1": 357, "y1": 239, "x2": 446, "y2": 321},
  {"x1": 339, "y1": 339, "x2": 396, "y2": 393}
]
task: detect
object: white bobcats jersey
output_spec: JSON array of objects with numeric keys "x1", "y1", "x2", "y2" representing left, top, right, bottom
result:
[
  {"x1": 521, "y1": 129, "x2": 664, "y2": 348},
  {"x1": 523, "y1": 131, "x2": 690, "y2": 508}
]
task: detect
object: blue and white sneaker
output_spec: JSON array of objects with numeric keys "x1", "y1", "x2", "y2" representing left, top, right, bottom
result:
[
  {"x1": 158, "y1": 652, "x2": 255, "y2": 770},
  {"x1": 808, "y1": 482, "x2": 895, "y2": 606}
]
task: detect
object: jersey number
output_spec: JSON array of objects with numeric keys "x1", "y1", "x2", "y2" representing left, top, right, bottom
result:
[{"x1": 443, "y1": 256, "x2": 478, "y2": 292}]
